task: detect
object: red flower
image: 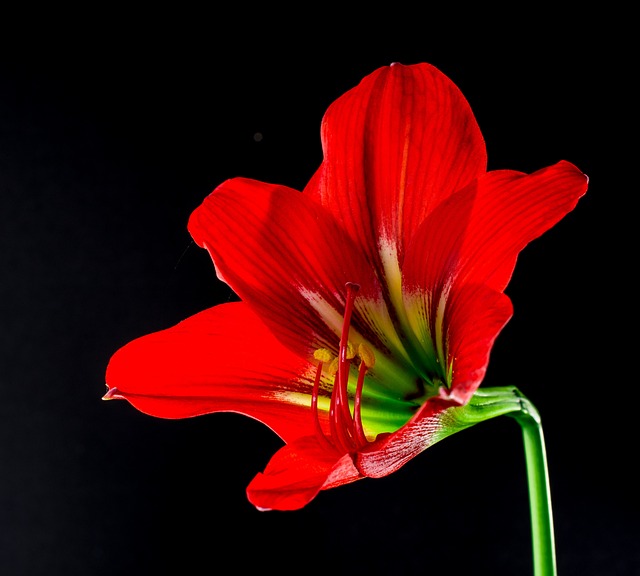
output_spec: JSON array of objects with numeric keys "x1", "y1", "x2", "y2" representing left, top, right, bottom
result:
[{"x1": 105, "y1": 62, "x2": 588, "y2": 511}]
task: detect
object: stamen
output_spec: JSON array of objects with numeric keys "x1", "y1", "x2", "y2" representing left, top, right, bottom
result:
[
  {"x1": 353, "y1": 344, "x2": 375, "y2": 446},
  {"x1": 353, "y1": 360, "x2": 368, "y2": 446},
  {"x1": 335, "y1": 283, "x2": 359, "y2": 439},
  {"x1": 310, "y1": 282, "x2": 375, "y2": 453},
  {"x1": 311, "y1": 352, "x2": 334, "y2": 450},
  {"x1": 329, "y1": 382, "x2": 354, "y2": 452},
  {"x1": 311, "y1": 361, "x2": 326, "y2": 438}
]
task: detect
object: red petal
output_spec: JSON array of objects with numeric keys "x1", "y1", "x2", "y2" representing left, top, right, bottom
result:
[
  {"x1": 246, "y1": 436, "x2": 361, "y2": 511},
  {"x1": 305, "y1": 62, "x2": 487, "y2": 267},
  {"x1": 404, "y1": 160, "x2": 588, "y2": 295},
  {"x1": 357, "y1": 395, "x2": 457, "y2": 478},
  {"x1": 401, "y1": 160, "x2": 585, "y2": 402},
  {"x1": 187, "y1": 177, "x2": 380, "y2": 357},
  {"x1": 105, "y1": 302, "x2": 318, "y2": 443},
  {"x1": 444, "y1": 285, "x2": 513, "y2": 402}
]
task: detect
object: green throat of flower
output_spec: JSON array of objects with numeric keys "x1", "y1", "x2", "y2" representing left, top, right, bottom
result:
[{"x1": 310, "y1": 282, "x2": 448, "y2": 451}]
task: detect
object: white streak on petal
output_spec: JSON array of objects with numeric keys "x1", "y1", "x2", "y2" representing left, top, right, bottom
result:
[
  {"x1": 403, "y1": 291, "x2": 435, "y2": 358},
  {"x1": 379, "y1": 235, "x2": 435, "y2": 378},
  {"x1": 434, "y1": 281, "x2": 452, "y2": 369},
  {"x1": 299, "y1": 288, "x2": 343, "y2": 339},
  {"x1": 274, "y1": 389, "x2": 330, "y2": 412},
  {"x1": 379, "y1": 236, "x2": 403, "y2": 306},
  {"x1": 359, "y1": 298, "x2": 414, "y2": 369}
]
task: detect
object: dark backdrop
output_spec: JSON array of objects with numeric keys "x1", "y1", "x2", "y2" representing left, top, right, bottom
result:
[{"x1": 1, "y1": 13, "x2": 635, "y2": 576}]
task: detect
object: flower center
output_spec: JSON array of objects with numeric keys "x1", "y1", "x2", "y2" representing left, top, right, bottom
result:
[{"x1": 311, "y1": 282, "x2": 375, "y2": 453}]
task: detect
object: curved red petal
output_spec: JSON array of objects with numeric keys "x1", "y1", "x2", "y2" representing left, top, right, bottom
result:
[
  {"x1": 356, "y1": 395, "x2": 458, "y2": 478},
  {"x1": 404, "y1": 160, "x2": 588, "y2": 296},
  {"x1": 187, "y1": 177, "x2": 380, "y2": 357},
  {"x1": 471, "y1": 161, "x2": 588, "y2": 291},
  {"x1": 305, "y1": 62, "x2": 487, "y2": 267},
  {"x1": 105, "y1": 302, "x2": 318, "y2": 443},
  {"x1": 246, "y1": 436, "x2": 361, "y2": 511},
  {"x1": 444, "y1": 285, "x2": 513, "y2": 403}
]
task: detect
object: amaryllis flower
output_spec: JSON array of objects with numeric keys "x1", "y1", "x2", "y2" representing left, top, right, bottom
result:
[{"x1": 105, "y1": 62, "x2": 588, "y2": 511}]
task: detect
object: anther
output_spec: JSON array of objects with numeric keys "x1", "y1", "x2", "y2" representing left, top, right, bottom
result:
[
  {"x1": 345, "y1": 342, "x2": 356, "y2": 360},
  {"x1": 326, "y1": 357, "x2": 339, "y2": 376},
  {"x1": 358, "y1": 343, "x2": 376, "y2": 368},
  {"x1": 314, "y1": 348, "x2": 333, "y2": 363}
]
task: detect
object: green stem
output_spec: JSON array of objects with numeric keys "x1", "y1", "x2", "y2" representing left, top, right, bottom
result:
[
  {"x1": 440, "y1": 387, "x2": 556, "y2": 576},
  {"x1": 509, "y1": 394, "x2": 556, "y2": 576}
]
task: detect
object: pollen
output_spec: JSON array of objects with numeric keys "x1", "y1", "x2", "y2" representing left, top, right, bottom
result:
[
  {"x1": 345, "y1": 342, "x2": 356, "y2": 360},
  {"x1": 313, "y1": 348, "x2": 334, "y2": 363},
  {"x1": 358, "y1": 343, "x2": 376, "y2": 368},
  {"x1": 327, "y1": 357, "x2": 340, "y2": 376}
]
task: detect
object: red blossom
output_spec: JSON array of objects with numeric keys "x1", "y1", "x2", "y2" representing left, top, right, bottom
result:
[{"x1": 105, "y1": 62, "x2": 588, "y2": 511}]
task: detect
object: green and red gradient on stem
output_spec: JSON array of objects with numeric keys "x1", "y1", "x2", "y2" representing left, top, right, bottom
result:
[{"x1": 105, "y1": 63, "x2": 588, "y2": 518}]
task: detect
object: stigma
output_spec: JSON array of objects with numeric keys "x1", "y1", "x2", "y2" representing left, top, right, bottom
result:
[{"x1": 311, "y1": 282, "x2": 376, "y2": 453}]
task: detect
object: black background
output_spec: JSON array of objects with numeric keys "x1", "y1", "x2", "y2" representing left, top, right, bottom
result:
[{"x1": 1, "y1": 12, "x2": 636, "y2": 576}]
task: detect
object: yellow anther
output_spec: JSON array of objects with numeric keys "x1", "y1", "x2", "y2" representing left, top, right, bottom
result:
[
  {"x1": 313, "y1": 348, "x2": 334, "y2": 363},
  {"x1": 327, "y1": 357, "x2": 340, "y2": 376},
  {"x1": 358, "y1": 343, "x2": 376, "y2": 368},
  {"x1": 345, "y1": 342, "x2": 356, "y2": 360}
]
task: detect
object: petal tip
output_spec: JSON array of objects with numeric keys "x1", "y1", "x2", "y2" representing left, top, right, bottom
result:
[{"x1": 102, "y1": 386, "x2": 123, "y2": 401}]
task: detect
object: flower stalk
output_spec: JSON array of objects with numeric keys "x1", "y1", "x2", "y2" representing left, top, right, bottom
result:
[
  {"x1": 510, "y1": 394, "x2": 556, "y2": 576},
  {"x1": 443, "y1": 387, "x2": 556, "y2": 576}
]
